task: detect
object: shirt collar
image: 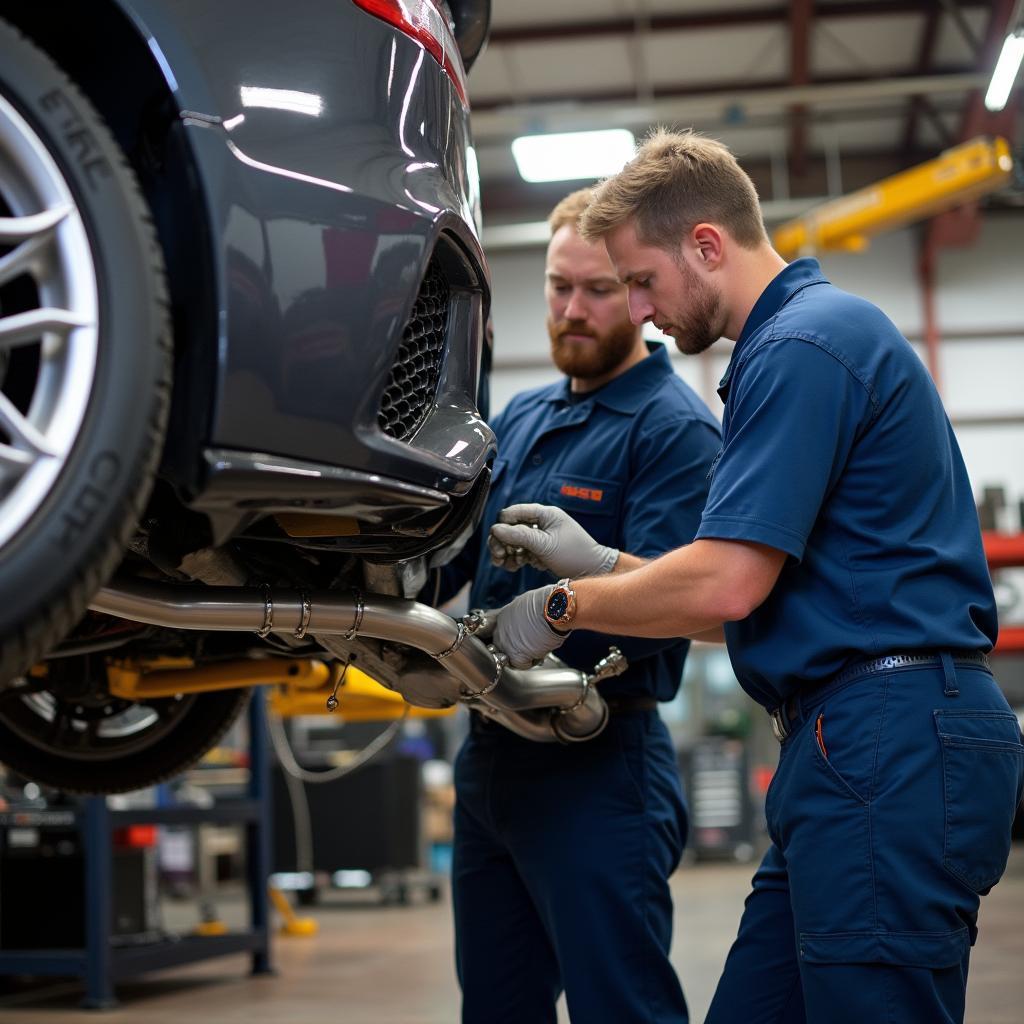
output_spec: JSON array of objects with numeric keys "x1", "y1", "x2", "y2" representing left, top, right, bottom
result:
[
  {"x1": 543, "y1": 342, "x2": 674, "y2": 413},
  {"x1": 717, "y1": 257, "x2": 828, "y2": 399}
]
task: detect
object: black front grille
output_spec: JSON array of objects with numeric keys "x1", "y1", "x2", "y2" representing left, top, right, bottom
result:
[{"x1": 378, "y1": 257, "x2": 450, "y2": 441}]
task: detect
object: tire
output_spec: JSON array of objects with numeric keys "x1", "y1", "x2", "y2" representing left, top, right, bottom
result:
[
  {"x1": 0, "y1": 682, "x2": 250, "y2": 794},
  {"x1": 0, "y1": 19, "x2": 171, "y2": 684}
]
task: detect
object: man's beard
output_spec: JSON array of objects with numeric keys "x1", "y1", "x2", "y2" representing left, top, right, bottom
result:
[
  {"x1": 546, "y1": 317, "x2": 639, "y2": 381},
  {"x1": 662, "y1": 259, "x2": 725, "y2": 356}
]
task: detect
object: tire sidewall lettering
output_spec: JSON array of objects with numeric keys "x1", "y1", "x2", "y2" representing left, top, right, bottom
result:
[
  {"x1": 53, "y1": 450, "x2": 122, "y2": 553},
  {"x1": 37, "y1": 87, "x2": 114, "y2": 192}
]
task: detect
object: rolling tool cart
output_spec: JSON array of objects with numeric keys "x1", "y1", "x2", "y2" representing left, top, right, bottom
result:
[{"x1": 679, "y1": 736, "x2": 758, "y2": 862}]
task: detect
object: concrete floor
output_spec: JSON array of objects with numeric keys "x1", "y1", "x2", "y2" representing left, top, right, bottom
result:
[{"x1": 0, "y1": 846, "x2": 1021, "y2": 1023}]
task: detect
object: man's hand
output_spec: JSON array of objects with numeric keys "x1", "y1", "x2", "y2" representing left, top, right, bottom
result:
[
  {"x1": 490, "y1": 585, "x2": 568, "y2": 669},
  {"x1": 488, "y1": 504, "x2": 619, "y2": 578}
]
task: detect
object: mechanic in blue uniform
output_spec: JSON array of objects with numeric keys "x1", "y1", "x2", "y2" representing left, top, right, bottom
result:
[
  {"x1": 487, "y1": 131, "x2": 1024, "y2": 1024},
  {"x1": 433, "y1": 188, "x2": 721, "y2": 1024}
]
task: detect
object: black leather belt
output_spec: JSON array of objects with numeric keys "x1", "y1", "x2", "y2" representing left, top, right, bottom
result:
[{"x1": 768, "y1": 651, "x2": 991, "y2": 743}]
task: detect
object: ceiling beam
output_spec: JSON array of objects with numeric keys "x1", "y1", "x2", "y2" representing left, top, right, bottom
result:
[
  {"x1": 471, "y1": 66, "x2": 978, "y2": 116},
  {"x1": 926, "y1": 0, "x2": 1019, "y2": 252},
  {"x1": 789, "y1": 0, "x2": 815, "y2": 178},
  {"x1": 913, "y1": 96, "x2": 959, "y2": 148},
  {"x1": 487, "y1": 1, "x2": 988, "y2": 46},
  {"x1": 470, "y1": 69, "x2": 986, "y2": 140},
  {"x1": 939, "y1": 0, "x2": 983, "y2": 56},
  {"x1": 902, "y1": 5, "x2": 943, "y2": 153}
]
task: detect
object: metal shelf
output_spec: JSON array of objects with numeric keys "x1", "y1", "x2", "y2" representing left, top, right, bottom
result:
[
  {"x1": 0, "y1": 690, "x2": 273, "y2": 1009},
  {"x1": 983, "y1": 532, "x2": 1024, "y2": 655},
  {"x1": 983, "y1": 531, "x2": 1024, "y2": 571},
  {"x1": 108, "y1": 802, "x2": 263, "y2": 828},
  {"x1": 0, "y1": 932, "x2": 267, "y2": 981}
]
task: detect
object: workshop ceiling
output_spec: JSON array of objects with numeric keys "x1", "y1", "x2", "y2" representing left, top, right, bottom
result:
[{"x1": 471, "y1": 1, "x2": 1024, "y2": 225}]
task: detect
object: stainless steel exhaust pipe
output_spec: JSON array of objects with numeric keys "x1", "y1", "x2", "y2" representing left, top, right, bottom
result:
[{"x1": 90, "y1": 579, "x2": 620, "y2": 742}]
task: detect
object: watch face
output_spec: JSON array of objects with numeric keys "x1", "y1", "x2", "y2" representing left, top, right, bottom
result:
[{"x1": 547, "y1": 589, "x2": 570, "y2": 621}]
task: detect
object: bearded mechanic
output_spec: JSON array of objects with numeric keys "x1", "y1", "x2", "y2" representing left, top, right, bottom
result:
[
  {"x1": 487, "y1": 130, "x2": 1024, "y2": 1024},
  {"x1": 433, "y1": 188, "x2": 721, "y2": 1024}
]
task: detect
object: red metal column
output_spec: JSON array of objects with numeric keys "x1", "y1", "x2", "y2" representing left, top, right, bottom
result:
[{"x1": 788, "y1": 0, "x2": 814, "y2": 180}]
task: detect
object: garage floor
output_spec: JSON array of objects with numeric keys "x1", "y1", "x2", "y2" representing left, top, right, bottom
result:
[{"x1": 1, "y1": 846, "x2": 1021, "y2": 1023}]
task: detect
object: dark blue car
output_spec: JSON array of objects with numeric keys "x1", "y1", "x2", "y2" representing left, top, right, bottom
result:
[{"x1": 0, "y1": 0, "x2": 493, "y2": 791}]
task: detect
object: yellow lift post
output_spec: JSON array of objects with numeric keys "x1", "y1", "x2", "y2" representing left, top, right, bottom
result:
[
  {"x1": 772, "y1": 136, "x2": 1015, "y2": 260},
  {"x1": 269, "y1": 886, "x2": 319, "y2": 937}
]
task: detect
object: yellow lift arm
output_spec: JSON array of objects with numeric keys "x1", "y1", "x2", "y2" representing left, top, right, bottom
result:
[
  {"x1": 268, "y1": 663, "x2": 455, "y2": 721},
  {"x1": 772, "y1": 136, "x2": 1014, "y2": 260},
  {"x1": 104, "y1": 656, "x2": 454, "y2": 721}
]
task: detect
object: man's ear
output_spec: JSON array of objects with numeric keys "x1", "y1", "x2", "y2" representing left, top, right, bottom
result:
[{"x1": 692, "y1": 223, "x2": 724, "y2": 268}]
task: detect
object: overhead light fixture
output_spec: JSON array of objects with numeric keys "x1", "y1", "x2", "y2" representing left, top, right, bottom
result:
[
  {"x1": 985, "y1": 28, "x2": 1024, "y2": 112},
  {"x1": 511, "y1": 129, "x2": 636, "y2": 183}
]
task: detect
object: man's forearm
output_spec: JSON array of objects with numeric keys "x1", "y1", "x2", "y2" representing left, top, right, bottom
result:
[
  {"x1": 607, "y1": 551, "x2": 726, "y2": 643},
  {"x1": 610, "y1": 557, "x2": 727, "y2": 640},
  {"x1": 610, "y1": 551, "x2": 648, "y2": 574},
  {"x1": 573, "y1": 539, "x2": 784, "y2": 639}
]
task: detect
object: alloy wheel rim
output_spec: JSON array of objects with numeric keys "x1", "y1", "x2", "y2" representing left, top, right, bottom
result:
[
  {"x1": 0, "y1": 90, "x2": 99, "y2": 552},
  {"x1": 2, "y1": 688, "x2": 196, "y2": 761}
]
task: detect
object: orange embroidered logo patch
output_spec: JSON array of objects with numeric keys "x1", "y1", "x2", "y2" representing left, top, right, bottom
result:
[{"x1": 560, "y1": 484, "x2": 604, "y2": 502}]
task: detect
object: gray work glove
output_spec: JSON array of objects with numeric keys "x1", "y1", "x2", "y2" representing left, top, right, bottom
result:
[
  {"x1": 488, "y1": 503, "x2": 619, "y2": 578},
  {"x1": 490, "y1": 585, "x2": 569, "y2": 669}
]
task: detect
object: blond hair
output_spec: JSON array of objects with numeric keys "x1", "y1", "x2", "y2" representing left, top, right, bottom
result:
[
  {"x1": 579, "y1": 128, "x2": 767, "y2": 251},
  {"x1": 547, "y1": 187, "x2": 595, "y2": 236}
]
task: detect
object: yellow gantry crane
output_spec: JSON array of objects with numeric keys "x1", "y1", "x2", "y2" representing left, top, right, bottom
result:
[{"x1": 772, "y1": 136, "x2": 1015, "y2": 260}]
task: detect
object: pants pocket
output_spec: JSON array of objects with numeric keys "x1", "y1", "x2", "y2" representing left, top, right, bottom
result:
[
  {"x1": 810, "y1": 707, "x2": 870, "y2": 805},
  {"x1": 934, "y1": 709, "x2": 1024, "y2": 893},
  {"x1": 799, "y1": 927, "x2": 970, "y2": 969}
]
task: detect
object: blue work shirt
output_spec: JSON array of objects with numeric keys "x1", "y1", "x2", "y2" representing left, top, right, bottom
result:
[
  {"x1": 443, "y1": 343, "x2": 721, "y2": 702},
  {"x1": 694, "y1": 258, "x2": 997, "y2": 708}
]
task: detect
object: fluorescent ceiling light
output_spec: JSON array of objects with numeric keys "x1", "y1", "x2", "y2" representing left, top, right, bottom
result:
[
  {"x1": 240, "y1": 86, "x2": 323, "y2": 117},
  {"x1": 511, "y1": 129, "x2": 635, "y2": 183},
  {"x1": 985, "y1": 31, "x2": 1024, "y2": 112}
]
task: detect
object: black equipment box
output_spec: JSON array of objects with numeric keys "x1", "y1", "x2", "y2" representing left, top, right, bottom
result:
[
  {"x1": 272, "y1": 755, "x2": 423, "y2": 874},
  {"x1": 0, "y1": 811, "x2": 158, "y2": 949}
]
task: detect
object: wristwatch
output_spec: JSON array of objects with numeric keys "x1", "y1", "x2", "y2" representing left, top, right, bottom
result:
[{"x1": 544, "y1": 579, "x2": 577, "y2": 634}]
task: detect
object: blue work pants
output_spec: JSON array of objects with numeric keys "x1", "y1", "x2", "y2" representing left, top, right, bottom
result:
[
  {"x1": 707, "y1": 661, "x2": 1024, "y2": 1024},
  {"x1": 452, "y1": 709, "x2": 689, "y2": 1023}
]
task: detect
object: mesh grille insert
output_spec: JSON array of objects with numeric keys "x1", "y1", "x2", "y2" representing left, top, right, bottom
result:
[{"x1": 377, "y1": 256, "x2": 450, "y2": 441}]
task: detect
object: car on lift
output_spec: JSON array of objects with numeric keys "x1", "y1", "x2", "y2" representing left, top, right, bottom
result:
[{"x1": 0, "y1": 0, "x2": 495, "y2": 792}]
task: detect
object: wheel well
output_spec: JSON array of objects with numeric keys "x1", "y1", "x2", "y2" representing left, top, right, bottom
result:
[{"x1": 3, "y1": 3, "x2": 219, "y2": 495}]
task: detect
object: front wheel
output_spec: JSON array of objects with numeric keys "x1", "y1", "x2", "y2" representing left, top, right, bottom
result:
[
  {"x1": 0, "y1": 662, "x2": 250, "y2": 794},
  {"x1": 0, "y1": 19, "x2": 171, "y2": 684}
]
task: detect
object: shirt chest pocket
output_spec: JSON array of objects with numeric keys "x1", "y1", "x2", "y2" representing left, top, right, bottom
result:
[{"x1": 546, "y1": 475, "x2": 622, "y2": 546}]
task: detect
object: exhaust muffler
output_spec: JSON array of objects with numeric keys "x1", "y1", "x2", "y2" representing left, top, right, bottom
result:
[{"x1": 90, "y1": 579, "x2": 625, "y2": 742}]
